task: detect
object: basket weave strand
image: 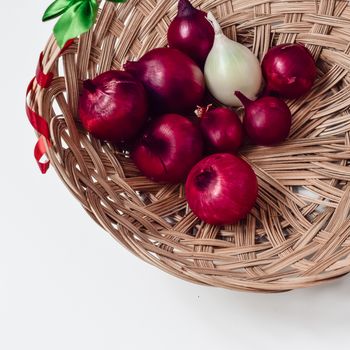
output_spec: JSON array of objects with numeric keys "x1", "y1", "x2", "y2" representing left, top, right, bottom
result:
[{"x1": 28, "y1": 0, "x2": 350, "y2": 292}]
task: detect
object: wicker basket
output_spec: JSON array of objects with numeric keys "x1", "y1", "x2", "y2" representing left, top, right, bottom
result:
[{"x1": 27, "y1": 0, "x2": 350, "y2": 292}]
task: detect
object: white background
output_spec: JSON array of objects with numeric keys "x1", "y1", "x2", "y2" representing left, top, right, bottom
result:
[{"x1": 1, "y1": 1, "x2": 350, "y2": 349}]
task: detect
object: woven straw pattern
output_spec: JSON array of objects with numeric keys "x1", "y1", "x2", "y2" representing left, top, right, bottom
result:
[{"x1": 28, "y1": 0, "x2": 350, "y2": 292}]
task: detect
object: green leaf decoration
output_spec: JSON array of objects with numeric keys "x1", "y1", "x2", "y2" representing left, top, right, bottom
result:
[
  {"x1": 43, "y1": 0, "x2": 127, "y2": 48},
  {"x1": 42, "y1": 0, "x2": 76, "y2": 21},
  {"x1": 53, "y1": 0, "x2": 98, "y2": 48}
]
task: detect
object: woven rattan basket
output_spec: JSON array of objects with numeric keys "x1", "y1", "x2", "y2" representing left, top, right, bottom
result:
[{"x1": 27, "y1": 0, "x2": 350, "y2": 292}]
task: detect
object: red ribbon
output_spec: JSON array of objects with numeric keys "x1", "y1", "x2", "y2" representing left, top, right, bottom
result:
[
  {"x1": 36, "y1": 53, "x2": 54, "y2": 89},
  {"x1": 26, "y1": 40, "x2": 75, "y2": 174},
  {"x1": 26, "y1": 51, "x2": 54, "y2": 174},
  {"x1": 34, "y1": 136, "x2": 51, "y2": 174},
  {"x1": 26, "y1": 77, "x2": 50, "y2": 174},
  {"x1": 60, "y1": 38, "x2": 75, "y2": 54},
  {"x1": 26, "y1": 77, "x2": 50, "y2": 139}
]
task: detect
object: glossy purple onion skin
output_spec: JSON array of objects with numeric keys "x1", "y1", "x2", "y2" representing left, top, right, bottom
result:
[
  {"x1": 262, "y1": 44, "x2": 317, "y2": 99},
  {"x1": 236, "y1": 92, "x2": 292, "y2": 146},
  {"x1": 79, "y1": 70, "x2": 148, "y2": 143},
  {"x1": 199, "y1": 107, "x2": 244, "y2": 153},
  {"x1": 167, "y1": 0, "x2": 214, "y2": 67},
  {"x1": 185, "y1": 153, "x2": 258, "y2": 225},
  {"x1": 124, "y1": 48, "x2": 205, "y2": 114},
  {"x1": 132, "y1": 114, "x2": 203, "y2": 183}
]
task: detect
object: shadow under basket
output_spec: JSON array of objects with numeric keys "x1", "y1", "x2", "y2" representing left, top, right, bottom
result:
[{"x1": 28, "y1": 0, "x2": 350, "y2": 292}]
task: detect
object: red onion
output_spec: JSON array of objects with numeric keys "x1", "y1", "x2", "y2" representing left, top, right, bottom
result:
[
  {"x1": 197, "y1": 106, "x2": 244, "y2": 153},
  {"x1": 185, "y1": 153, "x2": 258, "y2": 225},
  {"x1": 79, "y1": 70, "x2": 148, "y2": 143},
  {"x1": 132, "y1": 114, "x2": 203, "y2": 183},
  {"x1": 167, "y1": 0, "x2": 214, "y2": 67},
  {"x1": 262, "y1": 44, "x2": 317, "y2": 99},
  {"x1": 235, "y1": 91, "x2": 292, "y2": 146},
  {"x1": 124, "y1": 48, "x2": 205, "y2": 114}
]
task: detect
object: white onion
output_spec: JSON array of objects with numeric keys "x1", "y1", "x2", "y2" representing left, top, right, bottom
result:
[{"x1": 204, "y1": 12, "x2": 262, "y2": 107}]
